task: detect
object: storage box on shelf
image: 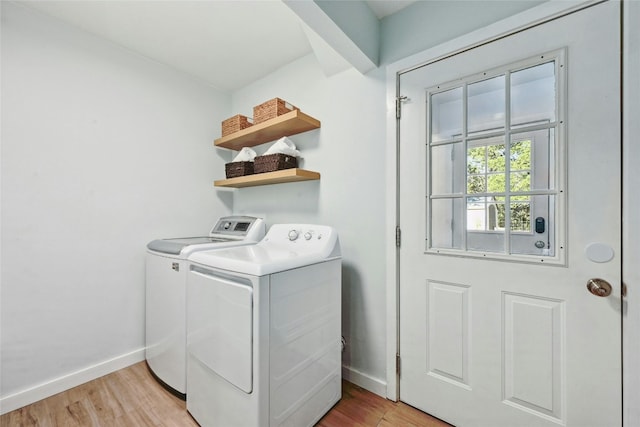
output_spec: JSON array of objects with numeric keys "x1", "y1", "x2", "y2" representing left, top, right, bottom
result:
[
  {"x1": 221, "y1": 114, "x2": 253, "y2": 137},
  {"x1": 253, "y1": 98, "x2": 298, "y2": 124},
  {"x1": 254, "y1": 153, "x2": 298, "y2": 174},
  {"x1": 225, "y1": 161, "x2": 254, "y2": 179}
]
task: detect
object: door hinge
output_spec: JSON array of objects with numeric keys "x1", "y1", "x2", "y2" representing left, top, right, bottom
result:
[
  {"x1": 396, "y1": 226, "x2": 401, "y2": 248},
  {"x1": 396, "y1": 353, "x2": 401, "y2": 376},
  {"x1": 396, "y1": 95, "x2": 408, "y2": 119}
]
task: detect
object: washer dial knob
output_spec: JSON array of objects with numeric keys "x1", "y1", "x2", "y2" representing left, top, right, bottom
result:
[
  {"x1": 304, "y1": 231, "x2": 313, "y2": 240},
  {"x1": 288, "y1": 229, "x2": 299, "y2": 241}
]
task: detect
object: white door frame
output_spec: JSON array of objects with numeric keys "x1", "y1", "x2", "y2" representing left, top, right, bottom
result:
[
  {"x1": 384, "y1": 1, "x2": 640, "y2": 425},
  {"x1": 621, "y1": 1, "x2": 640, "y2": 425}
]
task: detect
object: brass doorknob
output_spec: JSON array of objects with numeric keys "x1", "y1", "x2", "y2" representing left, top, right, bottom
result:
[{"x1": 587, "y1": 278, "x2": 612, "y2": 297}]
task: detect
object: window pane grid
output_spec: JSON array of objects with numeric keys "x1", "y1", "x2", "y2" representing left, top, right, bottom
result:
[
  {"x1": 461, "y1": 83, "x2": 469, "y2": 251},
  {"x1": 504, "y1": 70, "x2": 512, "y2": 253},
  {"x1": 427, "y1": 54, "x2": 560, "y2": 258},
  {"x1": 431, "y1": 189, "x2": 557, "y2": 199}
]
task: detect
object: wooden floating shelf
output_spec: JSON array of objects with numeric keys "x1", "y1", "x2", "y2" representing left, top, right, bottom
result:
[
  {"x1": 214, "y1": 110, "x2": 321, "y2": 150},
  {"x1": 214, "y1": 168, "x2": 320, "y2": 188}
]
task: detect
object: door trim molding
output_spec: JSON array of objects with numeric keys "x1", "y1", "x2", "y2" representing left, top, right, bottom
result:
[
  {"x1": 622, "y1": 2, "x2": 640, "y2": 426},
  {"x1": 384, "y1": 3, "x2": 633, "y2": 416}
]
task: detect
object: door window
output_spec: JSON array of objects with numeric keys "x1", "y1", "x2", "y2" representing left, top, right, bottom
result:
[{"x1": 427, "y1": 52, "x2": 564, "y2": 262}]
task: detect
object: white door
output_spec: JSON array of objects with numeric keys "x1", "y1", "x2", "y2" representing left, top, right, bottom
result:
[{"x1": 398, "y1": 3, "x2": 621, "y2": 426}]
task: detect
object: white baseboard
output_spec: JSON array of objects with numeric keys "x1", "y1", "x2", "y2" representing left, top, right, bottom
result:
[
  {"x1": 2, "y1": 354, "x2": 386, "y2": 415},
  {"x1": 341, "y1": 364, "x2": 387, "y2": 398},
  {"x1": 0, "y1": 347, "x2": 146, "y2": 415}
]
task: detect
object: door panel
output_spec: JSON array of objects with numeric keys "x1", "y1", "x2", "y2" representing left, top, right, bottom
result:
[
  {"x1": 502, "y1": 293, "x2": 563, "y2": 419},
  {"x1": 427, "y1": 281, "x2": 471, "y2": 387},
  {"x1": 399, "y1": 3, "x2": 621, "y2": 426}
]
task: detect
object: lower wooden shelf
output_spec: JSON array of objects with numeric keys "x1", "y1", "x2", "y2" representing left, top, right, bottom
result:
[{"x1": 214, "y1": 168, "x2": 320, "y2": 188}]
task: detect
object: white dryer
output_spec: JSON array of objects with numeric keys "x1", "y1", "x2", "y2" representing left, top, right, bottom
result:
[
  {"x1": 145, "y1": 216, "x2": 265, "y2": 397},
  {"x1": 186, "y1": 224, "x2": 342, "y2": 427}
]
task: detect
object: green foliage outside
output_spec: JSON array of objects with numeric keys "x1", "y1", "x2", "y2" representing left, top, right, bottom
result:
[{"x1": 466, "y1": 139, "x2": 531, "y2": 231}]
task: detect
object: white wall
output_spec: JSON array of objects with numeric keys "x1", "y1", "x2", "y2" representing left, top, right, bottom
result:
[
  {"x1": 229, "y1": 55, "x2": 389, "y2": 394},
  {"x1": 0, "y1": 2, "x2": 231, "y2": 412}
]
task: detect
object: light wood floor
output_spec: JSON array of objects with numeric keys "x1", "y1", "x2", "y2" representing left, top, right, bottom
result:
[{"x1": 0, "y1": 361, "x2": 451, "y2": 426}]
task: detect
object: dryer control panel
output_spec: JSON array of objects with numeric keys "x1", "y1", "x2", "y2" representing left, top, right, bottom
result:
[
  {"x1": 262, "y1": 224, "x2": 338, "y2": 256},
  {"x1": 286, "y1": 228, "x2": 317, "y2": 241},
  {"x1": 188, "y1": 223, "x2": 340, "y2": 276}
]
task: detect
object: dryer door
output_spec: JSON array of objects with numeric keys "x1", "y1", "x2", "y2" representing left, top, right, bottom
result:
[{"x1": 187, "y1": 266, "x2": 253, "y2": 393}]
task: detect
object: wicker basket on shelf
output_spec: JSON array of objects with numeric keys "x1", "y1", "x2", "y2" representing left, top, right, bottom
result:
[
  {"x1": 221, "y1": 114, "x2": 253, "y2": 137},
  {"x1": 254, "y1": 153, "x2": 298, "y2": 174},
  {"x1": 225, "y1": 161, "x2": 254, "y2": 178},
  {"x1": 253, "y1": 98, "x2": 299, "y2": 124}
]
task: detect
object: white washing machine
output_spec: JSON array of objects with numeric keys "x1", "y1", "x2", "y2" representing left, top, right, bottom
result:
[
  {"x1": 186, "y1": 224, "x2": 342, "y2": 427},
  {"x1": 145, "y1": 215, "x2": 265, "y2": 397}
]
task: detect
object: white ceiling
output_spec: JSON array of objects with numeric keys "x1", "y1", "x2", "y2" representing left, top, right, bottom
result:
[{"x1": 18, "y1": 0, "x2": 415, "y2": 92}]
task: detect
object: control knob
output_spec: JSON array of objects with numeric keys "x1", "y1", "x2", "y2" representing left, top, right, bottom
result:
[
  {"x1": 288, "y1": 229, "x2": 299, "y2": 241},
  {"x1": 304, "y1": 231, "x2": 313, "y2": 240}
]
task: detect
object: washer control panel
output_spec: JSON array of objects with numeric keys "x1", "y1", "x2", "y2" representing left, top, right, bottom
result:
[{"x1": 209, "y1": 216, "x2": 265, "y2": 239}]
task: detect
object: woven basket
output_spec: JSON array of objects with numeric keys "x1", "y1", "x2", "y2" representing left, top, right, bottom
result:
[
  {"x1": 253, "y1": 98, "x2": 299, "y2": 124},
  {"x1": 221, "y1": 114, "x2": 253, "y2": 137},
  {"x1": 225, "y1": 161, "x2": 254, "y2": 178},
  {"x1": 254, "y1": 153, "x2": 298, "y2": 174}
]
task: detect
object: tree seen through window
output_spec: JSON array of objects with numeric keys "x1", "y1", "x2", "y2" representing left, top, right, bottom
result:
[{"x1": 466, "y1": 139, "x2": 532, "y2": 232}]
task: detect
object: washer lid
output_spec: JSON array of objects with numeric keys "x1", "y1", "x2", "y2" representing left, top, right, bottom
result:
[
  {"x1": 147, "y1": 237, "x2": 233, "y2": 255},
  {"x1": 147, "y1": 216, "x2": 266, "y2": 256}
]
